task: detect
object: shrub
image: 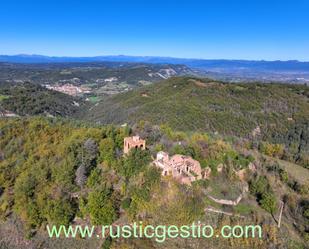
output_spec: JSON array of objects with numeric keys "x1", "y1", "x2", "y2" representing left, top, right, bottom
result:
[
  {"x1": 260, "y1": 142, "x2": 284, "y2": 158},
  {"x1": 249, "y1": 176, "x2": 269, "y2": 197},
  {"x1": 279, "y1": 169, "x2": 289, "y2": 183},
  {"x1": 121, "y1": 197, "x2": 131, "y2": 210},
  {"x1": 303, "y1": 209, "x2": 309, "y2": 219},
  {"x1": 260, "y1": 192, "x2": 277, "y2": 214}
]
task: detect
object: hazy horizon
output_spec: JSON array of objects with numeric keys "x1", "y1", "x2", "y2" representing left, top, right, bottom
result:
[{"x1": 1, "y1": 53, "x2": 309, "y2": 62}]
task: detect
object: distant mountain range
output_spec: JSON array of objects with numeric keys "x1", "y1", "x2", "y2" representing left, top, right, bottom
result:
[{"x1": 1, "y1": 54, "x2": 309, "y2": 71}]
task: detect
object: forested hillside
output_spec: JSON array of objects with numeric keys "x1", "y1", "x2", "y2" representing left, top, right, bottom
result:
[
  {"x1": 83, "y1": 77, "x2": 309, "y2": 168},
  {"x1": 0, "y1": 118, "x2": 308, "y2": 249},
  {"x1": 0, "y1": 82, "x2": 85, "y2": 117}
]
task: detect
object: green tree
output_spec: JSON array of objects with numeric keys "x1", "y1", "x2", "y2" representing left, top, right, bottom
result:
[
  {"x1": 87, "y1": 186, "x2": 116, "y2": 225},
  {"x1": 45, "y1": 198, "x2": 76, "y2": 226},
  {"x1": 249, "y1": 176, "x2": 269, "y2": 197},
  {"x1": 87, "y1": 168, "x2": 102, "y2": 188},
  {"x1": 120, "y1": 149, "x2": 151, "y2": 179},
  {"x1": 260, "y1": 192, "x2": 277, "y2": 214},
  {"x1": 99, "y1": 138, "x2": 116, "y2": 166}
]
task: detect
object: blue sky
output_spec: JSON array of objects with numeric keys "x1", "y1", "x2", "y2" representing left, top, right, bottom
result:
[{"x1": 0, "y1": 0, "x2": 308, "y2": 60}]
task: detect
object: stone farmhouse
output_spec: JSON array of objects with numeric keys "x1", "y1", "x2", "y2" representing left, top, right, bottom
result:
[
  {"x1": 153, "y1": 151, "x2": 210, "y2": 185},
  {"x1": 122, "y1": 137, "x2": 256, "y2": 184},
  {"x1": 123, "y1": 136, "x2": 146, "y2": 154}
]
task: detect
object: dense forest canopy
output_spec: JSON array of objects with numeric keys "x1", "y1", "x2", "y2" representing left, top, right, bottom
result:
[{"x1": 83, "y1": 77, "x2": 309, "y2": 168}]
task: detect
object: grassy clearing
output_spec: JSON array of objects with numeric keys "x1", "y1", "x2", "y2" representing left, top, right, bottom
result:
[
  {"x1": 233, "y1": 203, "x2": 254, "y2": 215},
  {"x1": 207, "y1": 176, "x2": 243, "y2": 199},
  {"x1": 88, "y1": 96, "x2": 100, "y2": 103},
  {"x1": 269, "y1": 156, "x2": 309, "y2": 184}
]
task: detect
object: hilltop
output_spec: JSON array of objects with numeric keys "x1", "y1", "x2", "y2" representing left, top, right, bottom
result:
[
  {"x1": 0, "y1": 118, "x2": 308, "y2": 249},
  {"x1": 83, "y1": 77, "x2": 309, "y2": 167},
  {"x1": 84, "y1": 77, "x2": 309, "y2": 135}
]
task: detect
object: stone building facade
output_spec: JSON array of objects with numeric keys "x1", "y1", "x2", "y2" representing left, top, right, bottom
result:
[
  {"x1": 153, "y1": 151, "x2": 204, "y2": 185},
  {"x1": 123, "y1": 136, "x2": 146, "y2": 154}
]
